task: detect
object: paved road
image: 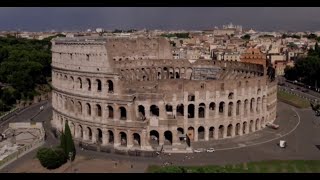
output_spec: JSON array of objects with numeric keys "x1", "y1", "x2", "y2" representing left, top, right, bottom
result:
[{"x1": 2, "y1": 101, "x2": 320, "y2": 172}]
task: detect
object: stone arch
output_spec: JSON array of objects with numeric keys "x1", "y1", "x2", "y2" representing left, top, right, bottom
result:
[
  {"x1": 108, "y1": 130, "x2": 114, "y2": 144},
  {"x1": 107, "y1": 105, "x2": 114, "y2": 118},
  {"x1": 219, "y1": 102, "x2": 225, "y2": 114},
  {"x1": 198, "y1": 103, "x2": 205, "y2": 118},
  {"x1": 107, "y1": 80, "x2": 114, "y2": 93},
  {"x1": 227, "y1": 124, "x2": 233, "y2": 137},
  {"x1": 228, "y1": 102, "x2": 233, "y2": 117},
  {"x1": 235, "y1": 123, "x2": 240, "y2": 136},
  {"x1": 257, "y1": 88, "x2": 261, "y2": 95},
  {"x1": 175, "y1": 69, "x2": 180, "y2": 79},
  {"x1": 198, "y1": 126, "x2": 205, "y2": 140},
  {"x1": 96, "y1": 79, "x2": 102, "y2": 91},
  {"x1": 97, "y1": 128, "x2": 103, "y2": 143},
  {"x1": 236, "y1": 100, "x2": 241, "y2": 115},
  {"x1": 70, "y1": 76, "x2": 74, "y2": 89},
  {"x1": 164, "y1": 131, "x2": 173, "y2": 145},
  {"x1": 133, "y1": 133, "x2": 141, "y2": 146},
  {"x1": 120, "y1": 132, "x2": 127, "y2": 147},
  {"x1": 150, "y1": 105, "x2": 159, "y2": 117},
  {"x1": 243, "y1": 121, "x2": 248, "y2": 134},
  {"x1": 228, "y1": 92, "x2": 234, "y2": 99},
  {"x1": 86, "y1": 103, "x2": 91, "y2": 116},
  {"x1": 169, "y1": 67, "x2": 174, "y2": 79},
  {"x1": 150, "y1": 130, "x2": 159, "y2": 145},
  {"x1": 187, "y1": 127, "x2": 195, "y2": 141},
  {"x1": 96, "y1": 104, "x2": 102, "y2": 117},
  {"x1": 119, "y1": 107, "x2": 127, "y2": 120},
  {"x1": 249, "y1": 120, "x2": 254, "y2": 132},
  {"x1": 77, "y1": 77, "x2": 82, "y2": 89},
  {"x1": 218, "y1": 125, "x2": 224, "y2": 139},
  {"x1": 244, "y1": 99, "x2": 249, "y2": 115},
  {"x1": 165, "y1": 104, "x2": 173, "y2": 116},
  {"x1": 257, "y1": 97, "x2": 261, "y2": 113},
  {"x1": 250, "y1": 98, "x2": 255, "y2": 113},
  {"x1": 188, "y1": 104, "x2": 195, "y2": 118},
  {"x1": 186, "y1": 67, "x2": 193, "y2": 80},
  {"x1": 87, "y1": 127, "x2": 92, "y2": 140},
  {"x1": 77, "y1": 101, "x2": 82, "y2": 114},
  {"x1": 138, "y1": 105, "x2": 145, "y2": 120},
  {"x1": 86, "y1": 78, "x2": 91, "y2": 91},
  {"x1": 176, "y1": 104, "x2": 184, "y2": 116},
  {"x1": 255, "y1": 118, "x2": 260, "y2": 131},
  {"x1": 79, "y1": 125, "x2": 83, "y2": 138},
  {"x1": 209, "y1": 127, "x2": 214, "y2": 139}
]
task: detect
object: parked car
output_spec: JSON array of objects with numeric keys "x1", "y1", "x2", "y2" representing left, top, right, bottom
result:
[
  {"x1": 193, "y1": 149, "x2": 202, "y2": 153},
  {"x1": 266, "y1": 122, "x2": 279, "y2": 129},
  {"x1": 206, "y1": 148, "x2": 215, "y2": 152}
]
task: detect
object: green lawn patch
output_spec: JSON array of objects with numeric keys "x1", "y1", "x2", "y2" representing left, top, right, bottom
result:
[
  {"x1": 277, "y1": 90, "x2": 310, "y2": 108},
  {"x1": 146, "y1": 160, "x2": 320, "y2": 173}
]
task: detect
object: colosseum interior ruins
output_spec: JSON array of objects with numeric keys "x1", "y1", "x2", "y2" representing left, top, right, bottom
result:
[{"x1": 50, "y1": 36, "x2": 277, "y2": 154}]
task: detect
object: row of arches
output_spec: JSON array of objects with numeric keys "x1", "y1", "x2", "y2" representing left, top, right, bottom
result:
[{"x1": 53, "y1": 72, "x2": 114, "y2": 93}]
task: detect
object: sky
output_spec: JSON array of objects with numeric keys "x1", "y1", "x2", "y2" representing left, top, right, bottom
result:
[{"x1": 1, "y1": 7, "x2": 320, "y2": 32}]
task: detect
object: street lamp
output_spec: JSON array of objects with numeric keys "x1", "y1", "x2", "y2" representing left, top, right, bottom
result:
[{"x1": 68, "y1": 152, "x2": 73, "y2": 173}]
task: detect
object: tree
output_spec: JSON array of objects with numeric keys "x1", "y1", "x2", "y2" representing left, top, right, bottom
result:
[
  {"x1": 64, "y1": 122, "x2": 76, "y2": 161},
  {"x1": 36, "y1": 147, "x2": 67, "y2": 169},
  {"x1": 241, "y1": 34, "x2": 251, "y2": 40},
  {"x1": 60, "y1": 131, "x2": 66, "y2": 152}
]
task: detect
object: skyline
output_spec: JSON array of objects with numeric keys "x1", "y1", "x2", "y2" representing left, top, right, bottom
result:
[{"x1": 1, "y1": 7, "x2": 320, "y2": 32}]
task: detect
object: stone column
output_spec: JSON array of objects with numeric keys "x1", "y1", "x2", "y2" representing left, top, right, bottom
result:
[
  {"x1": 83, "y1": 126, "x2": 89, "y2": 141},
  {"x1": 223, "y1": 102, "x2": 228, "y2": 119},
  {"x1": 194, "y1": 129, "x2": 198, "y2": 142},
  {"x1": 127, "y1": 130, "x2": 133, "y2": 148},
  {"x1": 214, "y1": 103, "x2": 219, "y2": 119},
  {"x1": 204, "y1": 128, "x2": 209, "y2": 141},
  {"x1": 114, "y1": 104, "x2": 119, "y2": 121},
  {"x1": 92, "y1": 129, "x2": 97, "y2": 143},
  {"x1": 172, "y1": 130, "x2": 179, "y2": 146},
  {"x1": 102, "y1": 131, "x2": 109, "y2": 145},
  {"x1": 214, "y1": 128, "x2": 219, "y2": 139},
  {"x1": 184, "y1": 104, "x2": 188, "y2": 120},
  {"x1": 145, "y1": 105, "x2": 150, "y2": 120},
  {"x1": 232, "y1": 102, "x2": 236, "y2": 119},
  {"x1": 194, "y1": 104, "x2": 199, "y2": 119},
  {"x1": 114, "y1": 129, "x2": 120, "y2": 147},
  {"x1": 223, "y1": 126, "x2": 227, "y2": 138},
  {"x1": 159, "y1": 130, "x2": 164, "y2": 146},
  {"x1": 173, "y1": 107, "x2": 177, "y2": 117},
  {"x1": 205, "y1": 105, "x2": 209, "y2": 119},
  {"x1": 231, "y1": 125, "x2": 236, "y2": 137}
]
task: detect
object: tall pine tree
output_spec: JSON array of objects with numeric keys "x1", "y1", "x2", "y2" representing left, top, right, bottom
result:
[{"x1": 64, "y1": 122, "x2": 76, "y2": 161}]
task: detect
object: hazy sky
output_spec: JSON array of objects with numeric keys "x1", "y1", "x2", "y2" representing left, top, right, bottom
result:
[{"x1": 1, "y1": 7, "x2": 320, "y2": 32}]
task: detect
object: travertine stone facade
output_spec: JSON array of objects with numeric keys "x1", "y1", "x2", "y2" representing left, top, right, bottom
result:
[{"x1": 51, "y1": 36, "x2": 277, "y2": 151}]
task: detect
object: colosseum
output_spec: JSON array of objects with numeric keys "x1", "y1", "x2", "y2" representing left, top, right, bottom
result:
[{"x1": 50, "y1": 36, "x2": 277, "y2": 154}]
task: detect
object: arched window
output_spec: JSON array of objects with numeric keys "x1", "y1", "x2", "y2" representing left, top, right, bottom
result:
[
  {"x1": 150, "y1": 105, "x2": 159, "y2": 117},
  {"x1": 86, "y1": 103, "x2": 91, "y2": 116},
  {"x1": 120, "y1": 107, "x2": 127, "y2": 120},
  {"x1": 107, "y1": 80, "x2": 114, "y2": 93},
  {"x1": 96, "y1": 79, "x2": 102, "y2": 91},
  {"x1": 86, "y1": 78, "x2": 91, "y2": 91},
  {"x1": 96, "y1": 104, "x2": 102, "y2": 117}
]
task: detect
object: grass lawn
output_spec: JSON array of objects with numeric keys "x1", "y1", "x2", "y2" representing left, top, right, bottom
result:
[
  {"x1": 146, "y1": 160, "x2": 320, "y2": 173},
  {"x1": 277, "y1": 90, "x2": 310, "y2": 108}
]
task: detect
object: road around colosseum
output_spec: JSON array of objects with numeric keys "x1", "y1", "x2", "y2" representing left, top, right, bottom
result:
[{"x1": 1, "y1": 101, "x2": 320, "y2": 173}]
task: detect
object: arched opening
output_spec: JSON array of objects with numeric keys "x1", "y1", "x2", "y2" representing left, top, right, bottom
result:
[
  {"x1": 175, "y1": 72, "x2": 180, "y2": 79},
  {"x1": 87, "y1": 127, "x2": 92, "y2": 140},
  {"x1": 78, "y1": 77, "x2": 82, "y2": 89},
  {"x1": 261, "y1": 117, "x2": 265, "y2": 128},
  {"x1": 107, "y1": 80, "x2": 114, "y2": 93},
  {"x1": 149, "y1": 130, "x2": 159, "y2": 146},
  {"x1": 188, "y1": 104, "x2": 195, "y2": 118},
  {"x1": 108, "y1": 106, "x2": 114, "y2": 118},
  {"x1": 227, "y1": 124, "x2": 233, "y2": 137},
  {"x1": 97, "y1": 128, "x2": 102, "y2": 144},
  {"x1": 244, "y1": 99, "x2": 248, "y2": 115},
  {"x1": 209, "y1": 102, "x2": 215, "y2": 111},
  {"x1": 79, "y1": 125, "x2": 83, "y2": 138},
  {"x1": 250, "y1": 98, "x2": 255, "y2": 113},
  {"x1": 150, "y1": 105, "x2": 159, "y2": 117},
  {"x1": 236, "y1": 100, "x2": 241, "y2": 115},
  {"x1": 219, "y1": 102, "x2": 225, "y2": 114},
  {"x1": 188, "y1": 94, "x2": 195, "y2": 101},
  {"x1": 198, "y1": 126, "x2": 205, "y2": 140},
  {"x1": 108, "y1": 130, "x2": 114, "y2": 144},
  {"x1": 70, "y1": 76, "x2": 74, "y2": 89},
  {"x1": 235, "y1": 123, "x2": 240, "y2": 136},
  {"x1": 228, "y1": 102, "x2": 233, "y2": 117},
  {"x1": 96, "y1": 104, "x2": 102, "y2": 117},
  {"x1": 138, "y1": 105, "x2": 145, "y2": 120},
  {"x1": 198, "y1": 103, "x2": 205, "y2": 118},
  {"x1": 186, "y1": 68, "x2": 193, "y2": 80},
  {"x1": 243, "y1": 122, "x2": 247, "y2": 134},
  {"x1": 86, "y1": 103, "x2": 91, "y2": 116},
  {"x1": 209, "y1": 127, "x2": 214, "y2": 139},
  {"x1": 86, "y1": 78, "x2": 91, "y2": 91},
  {"x1": 119, "y1": 107, "x2": 127, "y2": 120},
  {"x1": 187, "y1": 127, "x2": 195, "y2": 141},
  {"x1": 255, "y1": 118, "x2": 260, "y2": 130},
  {"x1": 228, "y1": 92, "x2": 234, "y2": 99},
  {"x1": 165, "y1": 104, "x2": 173, "y2": 116},
  {"x1": 176, "y1": 104, "x2": 184, "y2": 116},
  {"x1": 249, "y1": 120, "x2": 254, "y2": 132},
  {"x1": 257, "y1": 97, "x2": 261, "y2": 113},
  {"x1": 133, "y1": 133, "x2": 141, "y2": 146},
  {"x1": 218, "y1": 125, "x2": 224, "y2": 139},
  {"x1": 96, "y1": 79, "x2": 102, "y2": 91},
  {"x1": 164, "y1": 131, "x2": 173, "y2": 145},
  {"x1": 77, "y1": 101, "x2": 82, "y2": 114},
  {"x1": 120, "y1": 132, "x2": 127, "y2": 147}
]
